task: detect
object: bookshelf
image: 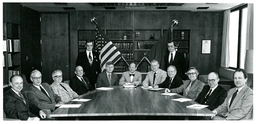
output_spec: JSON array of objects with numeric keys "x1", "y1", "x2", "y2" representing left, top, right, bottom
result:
[{"x1": 3, "y1": 22, "x2": 21, "y2": 87}]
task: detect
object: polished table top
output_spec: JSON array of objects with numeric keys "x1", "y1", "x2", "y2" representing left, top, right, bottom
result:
[{"x1": 50, "y1": 86, "x2": 214, "y2": 118}]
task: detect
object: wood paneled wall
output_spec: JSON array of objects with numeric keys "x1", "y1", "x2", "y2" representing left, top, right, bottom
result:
[{"x1": 70, "y1": 10, "x2": 223, "y2": 77}]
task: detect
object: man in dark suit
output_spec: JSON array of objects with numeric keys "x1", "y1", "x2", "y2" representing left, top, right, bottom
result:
[
  {"x1": 4, "y1": 75, "x2": 47, "y2": 120},
  {"x1": 96, "y1": 61, "x2": 119, "y2": 88},
  {"x1": 70, "y1": 66, "x2": 94, "y2": 95},
  {"x1": 212, "y1": 69, "x2": 253, "y2": 120},
  {"x1": 76, "y1": 40, "x2": 101, "y2": 89},
  {"x1": 159, "y1": 65, "x2": 183, "y2": 95},
  {"x1": 27, "y1": 70, "x2": 63, "y2": 112},
  {"x1": 164, "y1": 41, "x2": 187, "y2": 79},
  {"x1": 195, "y1": 72, "x2": 227, "y2": 111}
]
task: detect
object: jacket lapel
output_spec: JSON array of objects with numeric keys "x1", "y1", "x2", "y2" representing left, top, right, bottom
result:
[{"x1": 229, "y1": 86, "x2": 247, "y2": 108}]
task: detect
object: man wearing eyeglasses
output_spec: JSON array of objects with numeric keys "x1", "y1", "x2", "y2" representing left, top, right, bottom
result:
[
  {"x1": 165, "y1": 67, "x2": 204, "y2": 100},
  {"x1": 51, "y1": 70, "x2": 79, "y2": 103},
  {"x1": 27, "y1": 70, "x2": 63, "y2": 112},
  {"x1": 195, "y1": 72, "x2": 227, "y2": 111}
]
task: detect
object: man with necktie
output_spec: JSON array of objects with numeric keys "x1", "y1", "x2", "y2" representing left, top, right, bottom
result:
[
  {"x1": 51, "y1": 70, "x2": 79, "y2": 103},
  {"x1": 212, "y1": 69, "x2": 253, "y2": 120},
  {"x1": 70, "y1": 66, "x2": 94, "y2": 95},
  {"x1": 76, "y1": 40, "x2": 101, "y2": 89},
  {"x1": 159, "y1": 65, "x2": 183, "y2": 95},
  {"x1": 142, "y1": 60, "x2": 167, "y2": 88},
  {"x1": 27, "y1": 70, "x2": 63, "y2": 112},
  {"x1": 4, "y1": 75, "x2": 47, "y2": 120},
  {"x1": 195, "y1": 72, "x2": 227, "y2": 111},
  {"x1": 168, "y1": 67, "x2": 204, "y2": 100},
  {"x1": 119, "y1": 62, "x2": 142, "y2": 86},
  {"x1": 96, "y1": 61, "x2": 119, "y2": 88}
]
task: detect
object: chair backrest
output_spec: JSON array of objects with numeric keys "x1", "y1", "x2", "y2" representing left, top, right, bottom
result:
[
  {"x1": 63, "y1": 80, "x2": 70, "y2": 85},
  {"x1": 219, "y1": 84, "x2": 231, "y2": 91}
]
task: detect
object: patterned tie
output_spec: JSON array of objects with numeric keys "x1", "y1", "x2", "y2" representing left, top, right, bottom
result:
[
  {"x1": 81, "y1": 77, "x2": 89, "y2": 90},
  {"x1": 168, "y1": 78, "x2": 173, "y2": 88},
  {"x1": 40, "y1": 86, "x2": 49, "y2": 98},
  {"x1": 203, "y1": 89, "x2": 212, "y2": 103},
  {"x1": 89, "y1": 52, "x2": 92, "y2": 61},
  {"x1": 18, "y1": 92, "x2": 26, "y2": 104},
  {"x1": 229, "y1": 90, "x2": 238, "y2": 108},
  {"x1": 108, "y1": 73, "x2": 112, "y2": 86},
  {"x1": 185, "y1": 82, "x2": 192, "y2": 96}
]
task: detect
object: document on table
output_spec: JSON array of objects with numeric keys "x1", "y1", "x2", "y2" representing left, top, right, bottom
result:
[
  {"x1": 186, "y1": 104, "x2": 209, "y2": 109},
  {"x1": 59, "y1": 104, "x2": 81, "y2": 108},
  {"x1": 96, "y1": 87, "x2": 114, "y2": 90},
  {"x1": 141, "y1": 86, "x2": 153, "y2": 89},
  {"x1": 72, "y1": 98, "x2": 91, "y2": 102},
  {"x1": 161, "y1": 93, "x2": 177, "y2": 96},
  {"x1": 123, "y1": 84, "x2": 136, "y2": 88},
  {"x1": 148, "y1": 88, "x2": 164, "y2": 91},
  {"x1": 172, "y1": 98, "x2": 192, "y2": 102}
]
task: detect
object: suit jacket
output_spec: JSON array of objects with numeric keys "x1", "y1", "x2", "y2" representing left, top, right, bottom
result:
[
  {"x1": 96, "y1": 71, "x2": 119, "y2": 88},
  {"x1": 142, "y1": 69, "x2": 167, "y2": 87},
  {"x1": 158, "y1": 75, "x2": 183, "y2": 89},
  {"x1": 27, "y1": 83, "x2": 62, "y2": 111},
  {"x1": 4, "y1": 89, "x2": 40, "y2": 120},
  {"x1": 164, "y1": 51, "x2": 187, "y2": 79},
  {"x1": 76, "y1": 51, "x2": 101, "y2": 88},
  {"x1": 195, "y1": 85, "x2": 227, "y2": 110},
  {"x1": 51, "y1": 82, "x2": 79, "y2": 103},
  {"x1": 70, "y1": 75, "x2": 94, "y2": 95},
  {"x1": 214, "y1": 85, "x2": 253, "y2": 120},
  {"x1": 119, "y1": 71, "x2": 142, "y2": 86},
  {"x1": 171, "y1": 79, "x2": 205, "y2": 100}
]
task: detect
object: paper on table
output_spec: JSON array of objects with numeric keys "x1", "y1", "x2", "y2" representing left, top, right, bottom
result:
[
  {"x1": 141, "y1": 86, "x2": 153, "y2": 89},
  {"x1": 123, "y1": 84, "x2": 136, "y2": 88},
  {"x1": 72, "y1": 98, "x2": 91, "y2": 102},
  {"x1": 161, "y1": 93, "x2": 177, "y2": 96},
  {"x1": 96, "y1": 87, "x2": 114, "y2": 90},
  {"x1": 172, "y1": 98, "x2": 192, "y2": 102},
  {"x1": 186, "y1": 104, "x2": 209, "y2": 109},
  {"x1": 148, "y1": 88, "x2": 164, "y2": 91},
  {"x1": 59, "y1": 104, "x2": 81, "y2": 108}
]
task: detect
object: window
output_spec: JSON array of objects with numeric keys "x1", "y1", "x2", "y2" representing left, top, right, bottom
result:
[{"x1": 228, "y1": 5, "x2": 248, "y2": 69}]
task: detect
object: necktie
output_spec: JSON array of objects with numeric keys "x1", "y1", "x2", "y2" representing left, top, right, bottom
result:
[
  {"x1": 185, "y1": 82, "x2": 192, "y2": 96},
  {"x1": 170, "y1": 53, "x2": 173, "y2": 64},
  {"x1": 203, "y1": 89, "x2": 212, "y2": 103},
  {"x1": 168, "y1": 78, "x2": 173, "y2": 88},
  {"x1": 89, "y1": 52, "x2": 92, "y2": 61},
  {"x1": 229, "y1": 90, "x2": 238, "y2": 108},
  {"x1": 130, "y1": 74, "x2": 135, "y2": 76},
  {"x1": 81, "y1": 77, "x2": 89, "y2": 90},
  {"x1": 18, "y1": 92, "x2": 26, "y2": 104},
  {"x1": 108, "y1": 73, "x2": 112, "y2": 86},
  {"x1": 130, "y1": 74, "x2": 134, "y2": 82},
  {"x1": 153, "y1": 72, "x2": 156, "y2": 85},
  {"x1": 40, "y1": 86, "x2": 49, "y2": 97},
  {"x1": 60, "y1": 83, "x2": 68, "y2": 91}
]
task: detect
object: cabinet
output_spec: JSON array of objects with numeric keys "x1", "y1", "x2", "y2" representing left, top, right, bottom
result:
[
  {"x1": 3, "y1": 22, "x2": 21, "y2": 87},
  {"x1": 78, "y1": 29, "x2": 190, "y2": 73}
]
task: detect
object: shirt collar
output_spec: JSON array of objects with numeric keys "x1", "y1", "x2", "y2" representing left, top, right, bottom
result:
[
  {"x1": 236, "y1": 85, "x2": 245, "y2": 93},
  {"x1": 210, "y1": 84, "x2": 218, "y2": 91},
  {"x1": 11, "y1": 88, "x2": 20, "y2": 96}
]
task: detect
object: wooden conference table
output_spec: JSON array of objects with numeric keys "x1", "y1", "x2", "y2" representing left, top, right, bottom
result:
[{"x1": 50, "y1": 86, "x2": 214, "y2": 120}]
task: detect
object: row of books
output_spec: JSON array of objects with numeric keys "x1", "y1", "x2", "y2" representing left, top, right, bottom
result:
[
  {"x1": 113, "y1": 42, "x2": 133, "y2": 49},
  {"x1": 3, "y1": 53, "x2": 12, "y2": 67},
  {"x1": 3, "y1": 39, "x2": 20, "y2": 52},
  {"x1": 121, "y1": 53, "x2": 133, "y2": 61},
  {"x1": 114, "y1": 65, "x2": 126, "y2": 72},
  {"x1": 3, "y1": 53, "x2": 21, "y2": 67},
  {"x1": 78, "y1": 40, "x2": 87, "y2": 48},
  {"x1": 137, "y1": 41, "x2": 156, "y2": 49}
]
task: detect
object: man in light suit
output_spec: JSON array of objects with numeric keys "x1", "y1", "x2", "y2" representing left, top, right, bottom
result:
[
  {"x1": 51, "y1": 70, "x2": 79, "y2": 103},
  {"x1": 27, "y1": 70, "x2": 63, "y2": 112},
  {"x1": 76, "y1": 40, "x2": 101, "y2": 89},
  {"x1": 167, "y1": 67, "x2": 205, "y2": 100},
  {"x1": 4, "y1": 75, "x2": 47, "y2": 120},
  {"x1": 212, "y1": 69, "x2": 253, "y2": 120},
  {"x1": 195, "y1": 72, "x2": 227, "y2": 111},
  {"x1": 119, "y1": 62, "x2": 142, "y2": 86},
  {"x1": 70, "y1": 66, "x2": 94, "y2": 95},
  {"x1": 96, "y1": 61, "x2": 119, "y2": 88},
  {"x1": 159, "y1": 65, "x2": 183, "y2": 95},
  {"x1": 142, "y1": 60, "x2": 167, "y2": 88}
]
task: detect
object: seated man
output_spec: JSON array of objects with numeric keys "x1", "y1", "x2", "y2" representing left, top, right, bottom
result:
[
  {"x1": 119, "y1": 62, "x2": 142, "y2": 86},
  {"x1": 51, "y1": 70, "x2": 79, "y2": 103},
  {"x1": 195, "y1": 72, "x2": 227, "y2": 111},
  {"x1": 27, "y1": 70, "x2": 63, "y2": 112},
  {"x1": 166, "y1": 67, "x2": 204, "y2": 100},
  {"x1": 4, "y1": 75, "x2": 46, "y2": 120},
  {"x1": 70, "y1": 66, "x2": 94, "y2": 95},
  {"x1": 142, "y1": 60, "x2": 167, "y2": 88},
  {"x1": 212, "y1": 69, "x2": 253, "y2": 120},
  {"x1": 159, "y1": 65, "x2": 183, "y2": 95},
  {"x1": 96, "y1": 61, "x2": 119, "y2": 88}
]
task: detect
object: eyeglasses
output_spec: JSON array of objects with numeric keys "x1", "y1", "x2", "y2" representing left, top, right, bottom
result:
[
  {"x1": 207, "y1": 79, "x2": 216, "y2": 82},
  {"x1": 186, "y1": 72, "x2": 197, "y2": 75},
  {"x1": 54, "y1": 75, "x2": 62, "y2": 78},
  {"x1": 32, "y1": 77, "x2": 41, "y2": 80}
]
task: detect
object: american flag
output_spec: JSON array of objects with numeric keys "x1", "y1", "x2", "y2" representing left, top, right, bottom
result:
[{"x1": 94, "y1": 26, "x2": 121, "y2": 71}]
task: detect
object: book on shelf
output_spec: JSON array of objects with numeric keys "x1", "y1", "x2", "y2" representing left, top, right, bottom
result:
[
  {"x1": 3, "y1": 53, "x2": 5, "y2": 67},
  {"x1": 7, "y1": 39, "x2": 12, "y2": 52},
  {"x1": 3, "y1": 40, "x2": 7, "y2": 52},
  {"x1": 7, "y1": 53, "x2": 12, "y2": 67},
  {"x1": 13, "y1": 39, "x2": 20, "y2": 52}
]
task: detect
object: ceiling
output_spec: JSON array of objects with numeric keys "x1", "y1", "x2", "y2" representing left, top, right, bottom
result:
[{"x1": 20, "y1": 3, "x2": 244, "y2": 12}]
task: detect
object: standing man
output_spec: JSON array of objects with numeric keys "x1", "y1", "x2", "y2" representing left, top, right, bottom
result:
[
  {"x1": 142, "y1": 60, "x2": 167, "y2": 88},
  {"x1": 164, "y1": 41, "x2": 187, "y2": 79},
  {"x1": 96, "y1": 61, "x2": 119, "y2": 88},
  {"x1": 4, "y1": 75, "x2": 47, "y2": 120},
  {"x1": 159, "y1": 65, "x2": 183, "y2": 95},
  {"x1": 76, "y1": 40, "x2": 101, "y2": 89},
  {"x1": 195, "y1": 72, "x2": 227, "y2": 111},
  {"x1": 51, "y1": 70, "x2": 79, "y2": 103},
  {"x1": 27, "y1": 70, "x2": 63, "y2": 112},
  {"x1": 119, "y1": 62, "x2": 142, "y2": 86},
  {"x1": 70, "y1": 66, "x2": 94, "y2": 95},
  {"x1": 212, "y1": 69, "x2": 253, "y2": 120}
]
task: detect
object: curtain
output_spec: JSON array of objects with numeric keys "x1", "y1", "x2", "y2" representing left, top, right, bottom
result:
[
  {"x1": 246, "y1": 4, "x2": 254, "y2": 50},
  {"x1": 220, "y1": 10, "x2": 231, "y2": 67}
]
